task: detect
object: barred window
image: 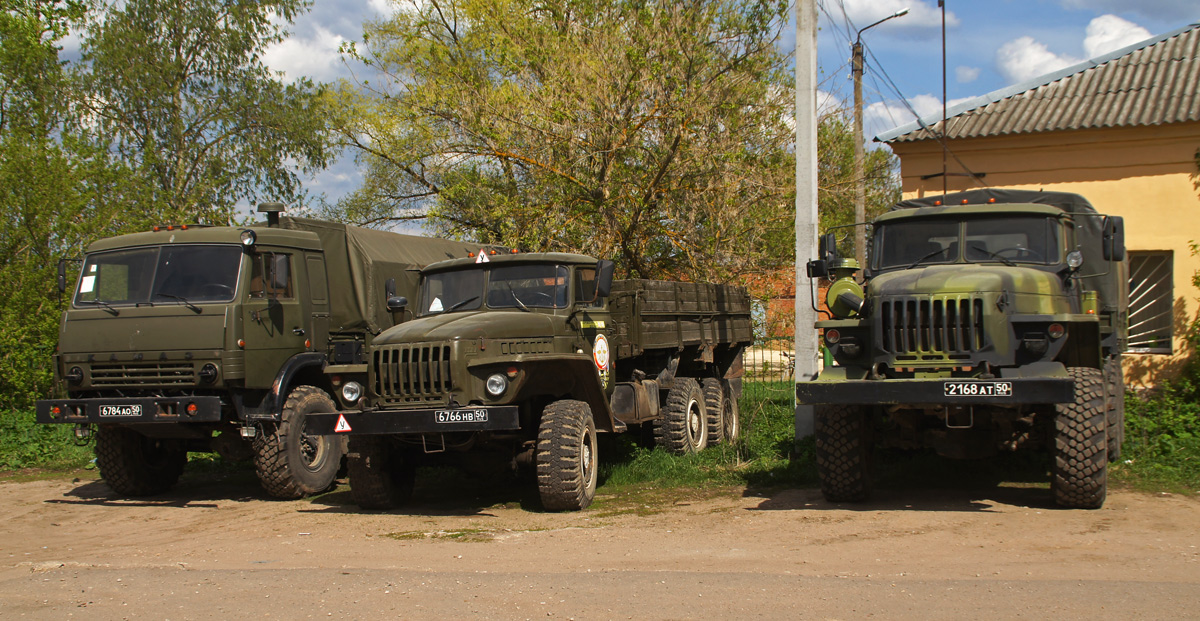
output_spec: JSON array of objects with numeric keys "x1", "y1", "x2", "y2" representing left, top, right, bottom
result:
[{"x1": 1127, "y1": 251, "x2": 1173, "y2": 354}]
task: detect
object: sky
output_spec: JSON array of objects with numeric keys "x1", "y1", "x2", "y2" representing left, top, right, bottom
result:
[{"x1": 265, "y1": 0, "x2": 1199, "y2": 209}]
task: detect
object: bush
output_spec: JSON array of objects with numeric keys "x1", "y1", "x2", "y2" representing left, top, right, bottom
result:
[
  {"x1": 0, "y1": 409, "x2": 93, "y2": 472},
  {"x1": 1118, "y1": 361, "x2": 1200, "y2": 493}
]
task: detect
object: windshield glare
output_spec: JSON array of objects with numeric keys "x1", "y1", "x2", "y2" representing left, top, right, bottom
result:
[
  {"x1": 874, "y1": 216, "x2": 1062, "y2": 270},
  {"x1": 75, "y1": 245, "x2": 242, "y2": 306},
  {"x1": 420, "y1": 264, "x2": 570, "y2": 315}
]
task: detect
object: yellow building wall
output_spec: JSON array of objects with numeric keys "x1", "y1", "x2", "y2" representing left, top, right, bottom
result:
[{"x1": 888, "y1": 121, "x2": 1200, "y2": 386}]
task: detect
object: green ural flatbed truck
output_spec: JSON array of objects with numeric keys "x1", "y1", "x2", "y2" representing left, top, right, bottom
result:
[
  {"x1": 305, "y1": 250, "x2": 752, "y2": 511},
  {"x1": 36, "y1": 204, "x2": 475, "y2": 498},
  {"x1": 797, "y1": 189, "x2": 1128, "y2": 509}
]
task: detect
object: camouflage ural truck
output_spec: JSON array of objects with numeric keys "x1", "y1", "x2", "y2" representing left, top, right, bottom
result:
[
  {"x1": 797, "y1": 189, "x2": 1127, "y2": 509},
  {"x1": 36, "y1": 204, "x2": 474, "y2": 498},
  {"x1": 306, "y1": 251, "x2": 752, "y2": 511}
]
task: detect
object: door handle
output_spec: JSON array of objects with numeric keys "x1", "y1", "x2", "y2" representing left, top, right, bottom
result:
[{"x1": 293, "y1": 327, "x2": 306, "y2": 336}]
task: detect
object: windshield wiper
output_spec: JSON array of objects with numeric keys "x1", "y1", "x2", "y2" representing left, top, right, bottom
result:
[
  {"x1": 79, "y1": 299, "x2": 119, "y2": 315},
  {"x1": 155, "y1": 293, "x2": 201, "y2": 313},
  {"x1": 506, "y1": 284, "x2": 531, "y2": 312},
  {"x1": 906, "y1": 248, "x2": 948, "y2": 270},
  {"x1": 448, "y1": 296, "x2": 480, "y2": 312},
  {"x1": 972, "y1": 249, "x2": 1017, "y2": 267}
]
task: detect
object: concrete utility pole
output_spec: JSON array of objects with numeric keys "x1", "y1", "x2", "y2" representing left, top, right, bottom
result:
[
  {"x1": 794, "y1": 0, "x2": 819, "y2": 440},
  {"x1": 852, "y1": 8, "x2": 908, "y2": 268}
]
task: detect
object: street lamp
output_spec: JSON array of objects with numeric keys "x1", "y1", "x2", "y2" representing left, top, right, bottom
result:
[{"x1": 852, "y1": 8, "x2": 908, "y2": 270}]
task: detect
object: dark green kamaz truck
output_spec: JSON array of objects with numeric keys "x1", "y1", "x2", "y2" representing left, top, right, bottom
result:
[
  {"x1": 306, "y1": 251, "x2": 752, "y2": 511},
  {"x1": 797, "y1": 189, "x2": 1128, "y2": 509},
  {"x1": 36, "y1": 204, "x2": 474, "y2": 498}
]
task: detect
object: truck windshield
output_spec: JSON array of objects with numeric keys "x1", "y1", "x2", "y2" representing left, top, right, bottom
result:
[
  {"x1": 420, "y1": 264, "x2": 570, "y2": 315},
  {"x1": 74, "y1": 245, "x2": 242, "y2": 306},
  {"x1": 874, "y1": 216, "x2": 1062, "y2": 270}
]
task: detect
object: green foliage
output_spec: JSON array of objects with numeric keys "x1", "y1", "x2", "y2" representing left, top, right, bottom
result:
[
  {"x1": 599, "y1": 380, "x2": 816, "y2": 490},
  {"x1": 1119, "y1": 368, "x2": 1200, "y2": 493},
  {"x1": 328, "y1": 0, "x2": 796, "y2": 282},
  {"x1": 77, "y1": 0, "x2": 334, "y2": 224},
  {"x1": 817, "y1": 110, "x2": 900, "y2": 231},
  {"x1": 0, "y1": 410, "x2": 92, "y2": 471}
]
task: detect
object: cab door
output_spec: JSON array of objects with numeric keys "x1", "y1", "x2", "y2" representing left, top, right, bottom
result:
[
  {"x1": 574, "y1": 266, "x2": 614, "y2": 395},
  {"x1": 242, "y1": 250, "x2": 307, "y2": 388}
]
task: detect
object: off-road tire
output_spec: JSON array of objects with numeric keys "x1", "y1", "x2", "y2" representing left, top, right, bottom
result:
[
  {"x1": 703, "y1": 378, "x2": 740, "y2": 445},
  {"x1": 537, "y1": 400, "x2": 598, "y2": 511},
  {"x1": 655, "y1": 378, "x2": 708, "y2": 454},
  {"x1": 1053, "y1": 367, "x2": 1108, "y2": 509},
  {"x1": 253, "y1": 385, "x2": 344, "y2": 499},
  {"x1": 347, "y1": 435, "x2": 415, "y2": 510},
  {"x1": 95, "y1": 426, "x2": 186, "y2": 497},
  {"x1": 815, "y1": 403, "x2": 872, "y2": 502},
  {"x1": 721, "y1": 379, "x2": 741, "y2": 445},
  {"x1": 1103, "y1": 356, "x2": 1125, "y2": 462}
]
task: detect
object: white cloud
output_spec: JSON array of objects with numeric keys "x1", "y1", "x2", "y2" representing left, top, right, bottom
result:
[
  {"x1": 995, "y1": 36, "x2": 1083, "y2": 84},
  {"x1": 866, "y1": 94, "x2": 941, "y2": 138},
  {"x1": 818, "y1": 90, "x2": 843, "y2": 116},
  {"x1": 1083, "y1": 15, "x2": 1152, "y2": 58},
  {"x1": 839, "y1": 0, "x2": 960, "y2": 31},
  {"x1": 264, "y1": 26, "x2": 346, "y2": 83},
  {"x1": 955, "y1": 66, "x2": 981, "y2": 84}
]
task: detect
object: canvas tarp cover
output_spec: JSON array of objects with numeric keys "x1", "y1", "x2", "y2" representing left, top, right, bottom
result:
[
  {"x1": 892, "y1": 189, "x2": 1126, "y2": 316},
  {"x1": 281, "y1": 218, "x2": 474, "y2": 333}
]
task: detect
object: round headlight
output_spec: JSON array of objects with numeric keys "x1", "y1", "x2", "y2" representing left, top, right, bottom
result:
[
  {"x1": 239, "y1": 229, "x2": 257, "y2": 248},
  {"x1": 341, "y1": 381, "x2": 363, "y2": 404},
  {"x1": 1067, "y1": 250, "x2": 1083, "y2": 269},
  {"x1": 486, "y1": 373, "x2": 508, "y2": 397},
  {"x1": 66, "y1": 366, "x2": 84, "y2": 385}
]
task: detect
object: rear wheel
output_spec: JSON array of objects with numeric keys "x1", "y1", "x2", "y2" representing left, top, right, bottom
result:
[
  {"x1": 815, "y1": 403, "x2": 872, "y2": 502},
  {"x1": 536, "y1": 400, "x2": 598, "y2": 511},
  {"x1": 95, "y1": 426, "x2": 186, "y2": 497},
  {"x1": 655, "y1": 378, "x2": 708, "y2": 454},
  {"x1": 1052, "y1": 367, "x2": 1108, "y2": 509},
  {"x1": 703, "y1": 378, "x2": 739, "y2": 445},
  {"x1": 1103, "y1": 356, "x2": 1125, "y2": 462},
  {"x1": 347, "y1": 435, "x2": 415, "y2": 510},
  {"x1": 253, "y1": 385, "x2": 344, "y2": 499}
]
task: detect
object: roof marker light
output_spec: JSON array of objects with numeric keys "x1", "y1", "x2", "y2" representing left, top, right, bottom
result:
[
  {"x1": 468, "y1": 252, "x2": 476, "y2": 258},
  {"x1": 934, "y1": 200, "x2": 942, "y2": 206},
  {"x1": 988, "y1": 198, "x2": 996, "y2": 203}
]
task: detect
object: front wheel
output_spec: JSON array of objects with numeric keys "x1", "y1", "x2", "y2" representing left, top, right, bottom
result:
[
  {"x1": 253, "y1": 385, "x2": 345, "y2": 499},
  {"x1": 536, "y1": 400, "x2": 599, "y2": 511},
  {"x1": 95, "y1": 426, "x2": 187, "y2": 497},
  {"x1": 1052, "y1": 367, "x2": 1107, "y2": 509},
  {"x1": 655, "y1": 378, "x2": 708, "y2": 454},
  {"x1": 814, "y1": 403, "x2": 872, "y2": 502},
  {"x1": 1103, "y1": 356, "x2": 1125, "y2": 462}
]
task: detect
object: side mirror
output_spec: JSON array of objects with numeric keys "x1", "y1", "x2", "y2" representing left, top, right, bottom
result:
[
  {"x1": 57, "y1": 259, "x2": 68, "y2": 293},
  {"x1": 386, "y1": 296, "x2": 408, "y2": 312},
  {"x1": 1103, "y1": 216, "x2": 1125, "y2": 262},
  {"x1": 818, "y1": 232, "x2": 838, "y2": 263},
  {"x1": 595, "y1": 260, "x2": 615, "y2": 298},
  {"x1": 385, "y1": 277, "x2": 396, "y2": 299}
]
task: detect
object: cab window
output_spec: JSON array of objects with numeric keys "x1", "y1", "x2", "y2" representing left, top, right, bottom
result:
[{"x1": 250, "y1": 252, "x2": 293, "y2": 299}]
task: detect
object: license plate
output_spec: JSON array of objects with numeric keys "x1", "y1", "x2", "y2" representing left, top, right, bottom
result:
[
  {"x1": 435, "y1": 409, "x2": 488, "y2": 423},
  {"x1": 99, "y1": 404, "x2": 142, "y2": 417},
  {"x1": 943, "y1": 381, "x2": 1013, "y2": 397}
]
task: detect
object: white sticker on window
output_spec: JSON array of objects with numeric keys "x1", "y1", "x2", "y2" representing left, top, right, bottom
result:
[
  {"x1": 80, "y1": 275, "x2": 96, "y2": 293},
  {"x1": 430, "y1": 297, "x2": 444, "y2": 312},
  {"x1": 89, "y1": 264, "x2": 97, "y2": 273}
]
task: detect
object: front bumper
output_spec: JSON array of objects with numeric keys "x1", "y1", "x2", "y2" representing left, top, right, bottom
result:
[
  {"x1": 36, "y1": 396, "x2": 224, "y2": 424},
  {"x1": 305, "y1": 405, "x2": 521, "y2": 436},
  {"x1": 796, "y1": 376, "x2": 1074, "y2": 406}
]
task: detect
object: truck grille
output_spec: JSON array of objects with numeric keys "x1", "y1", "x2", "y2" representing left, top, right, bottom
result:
[
  {"x1": 90, "y1": 362, "x2": 196, "y2": 387},
  {"x1": 878, "y1": 296, "x2": 985, "y2": 355},
  {"x1": 373, "y1": 343, "x2": 453, "y2": 403}
]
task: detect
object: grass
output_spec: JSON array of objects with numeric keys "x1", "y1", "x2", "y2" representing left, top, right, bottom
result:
[{"x1": 3, "y1": 378, "x2": 1198, "y2": 500}]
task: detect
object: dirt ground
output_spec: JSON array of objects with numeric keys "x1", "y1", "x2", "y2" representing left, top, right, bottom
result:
[{"x1": 1, "y1": 471, "x2": 1199, "y2": 620}]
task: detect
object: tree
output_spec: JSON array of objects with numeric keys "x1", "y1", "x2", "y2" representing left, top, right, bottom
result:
[
  {"x1": 816, "y1": 108, "x2": 899, "y2": 233},
  {"x1": 329, "y1": 0, "x2": 795, "y2": 282},
  {"x1": 0, "y1": 0, "x2": 116, "y2": 409},
  {"x1": 77, "y1": 0, "x2": 333, "y2": 225}
]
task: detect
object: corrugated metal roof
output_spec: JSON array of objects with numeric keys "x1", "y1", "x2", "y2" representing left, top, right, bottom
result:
[{"x1": 877, "y1": 22, "x2": 1200, "y2": 144}]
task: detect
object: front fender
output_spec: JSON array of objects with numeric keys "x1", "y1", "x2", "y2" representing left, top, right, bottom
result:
[{"x1": 468, "y1": 354, "x2": 619, "y2": 432}]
